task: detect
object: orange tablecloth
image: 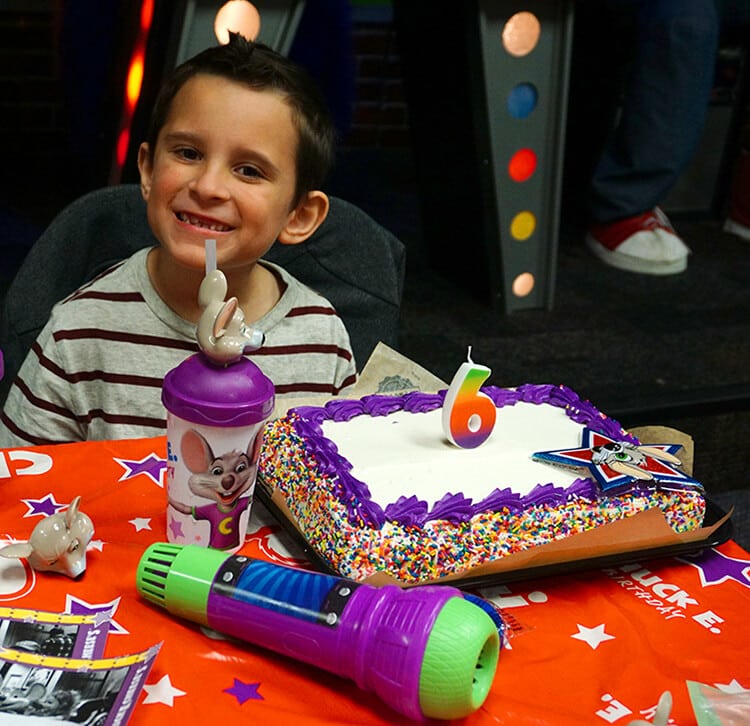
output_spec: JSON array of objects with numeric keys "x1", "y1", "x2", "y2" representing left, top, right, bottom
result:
[{"x1": 0, "y1": 436, "x2": 748, "y2": 725}]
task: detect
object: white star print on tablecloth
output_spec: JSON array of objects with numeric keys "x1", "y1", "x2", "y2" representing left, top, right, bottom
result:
[
  {"x1": 142, "y1": 674, "x2": 187, "y2": 706},
  {"x1": 129, "y1": 517, "x2": 152, "y2": 532},
  {"x1": 571, "y1": 623, "x2": 616, "y2": 649}
]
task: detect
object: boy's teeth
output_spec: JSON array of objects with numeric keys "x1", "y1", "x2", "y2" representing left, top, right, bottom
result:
[{"x1": 179, "y1": 212, "x2": 229, "y2": 231}]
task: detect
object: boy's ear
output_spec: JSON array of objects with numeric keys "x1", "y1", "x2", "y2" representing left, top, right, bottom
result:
[
  {"x1": 137, "y1": 143, "x2": 153, "y2": 200},
  {"x1": 277, "y1": 191, "x2": 329, "y2": 246}
]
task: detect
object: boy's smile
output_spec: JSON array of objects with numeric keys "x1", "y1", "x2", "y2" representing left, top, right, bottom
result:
[
  {"x1": 138, "y1": 73, "x2": 301, "y2": 276},
  {"x1": 174, "y1": 211, "x2": 233, "y2": 233}
]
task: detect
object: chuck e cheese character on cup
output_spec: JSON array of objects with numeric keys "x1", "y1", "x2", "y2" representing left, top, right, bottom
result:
[{"x1": 162, "y1": 240, "x2": 274, "y2": 552}]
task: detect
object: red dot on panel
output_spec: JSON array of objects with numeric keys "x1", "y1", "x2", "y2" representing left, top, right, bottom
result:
[{"x1": 508, "y1": 148, "x2": 537, "y2": 182}]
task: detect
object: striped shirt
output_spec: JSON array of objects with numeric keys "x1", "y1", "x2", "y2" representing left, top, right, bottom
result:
[{"x1": 0, "y1": 248, "x2": 356, "y2": 446}]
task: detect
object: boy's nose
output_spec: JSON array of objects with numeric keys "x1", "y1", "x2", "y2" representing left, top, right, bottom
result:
[{"x1": 189, "y1": 163, "x2": 230, "y2": 199}]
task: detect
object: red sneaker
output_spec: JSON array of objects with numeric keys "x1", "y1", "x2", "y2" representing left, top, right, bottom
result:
[
  {"x1": 586, "y1": 208, "x2": 689, "y2": 274},
  {"x1": 723, "y1": 150, "x2": 750, "y2": 242}
]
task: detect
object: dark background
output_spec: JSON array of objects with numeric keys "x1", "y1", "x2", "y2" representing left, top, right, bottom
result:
[{"x1": 0, "y1": 1, "x2": 749, "y2": 534}]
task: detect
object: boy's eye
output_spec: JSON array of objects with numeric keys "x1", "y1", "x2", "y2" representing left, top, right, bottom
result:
[
  {"x1": 236, "y1": 164, "x2": 262, "y2": 179},
  {"x1": 174, "y1": 147, "x2": 200, "y2": 161}
]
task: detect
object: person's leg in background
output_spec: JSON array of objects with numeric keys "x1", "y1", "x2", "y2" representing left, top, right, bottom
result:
[
  {"x1": 720, "y1": 1, "x2": 750, "y2": 241},
  {"x1": 584, "y1": 0, "x2": 719, "y2": 274},
  {"x1": 723, "y1": 134, "x2": 750, "y2": 240}
]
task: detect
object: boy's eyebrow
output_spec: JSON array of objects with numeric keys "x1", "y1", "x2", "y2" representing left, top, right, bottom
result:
[{"x1": 162, "y1": 130, "x2": 201, "y2": 146}]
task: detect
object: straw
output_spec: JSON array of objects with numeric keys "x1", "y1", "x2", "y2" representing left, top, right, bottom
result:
[{"x1": 205, "y1": 239, "x2": 217, "y2": 274}]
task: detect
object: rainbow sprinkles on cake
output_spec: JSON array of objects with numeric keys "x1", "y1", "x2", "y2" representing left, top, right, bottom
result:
[{"x1": 258, "y1": 383, "x2": 706, "y2": 584}]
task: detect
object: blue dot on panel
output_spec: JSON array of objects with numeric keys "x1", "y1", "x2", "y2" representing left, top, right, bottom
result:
[{"x1": 507, "y1": 83, "x2": 538, "y2": 119}]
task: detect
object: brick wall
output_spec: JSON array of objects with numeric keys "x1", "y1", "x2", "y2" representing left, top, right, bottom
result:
[
  {"x1": 0, "y1": 1, "x2": 410, "y2": 233},
  {"x1": 346, "y1": 5, "x2": 410, "y2": 147},
  {"x1": 0, "y1": 2, "x2": 67, "y2": 220}
]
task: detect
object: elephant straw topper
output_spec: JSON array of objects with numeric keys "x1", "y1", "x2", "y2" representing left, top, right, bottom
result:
[
  {"x1": 168, "y1": 429, "x2": 263, "y2": 551},
  {"x1": 1, "y1": 496, "x2": 94, "y2": 578},
  {"x1": 197, "y1": 266, "x2": 264, "y2": 365}
]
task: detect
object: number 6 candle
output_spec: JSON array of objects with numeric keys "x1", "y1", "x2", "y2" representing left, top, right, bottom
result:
[{"x1": 442, "y1": 347, "x2": 497, "y2": 448}]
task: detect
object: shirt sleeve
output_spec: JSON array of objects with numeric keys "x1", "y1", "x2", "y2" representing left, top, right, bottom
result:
[
  {"x1": 332, "y1": 319, "x2": 358, "y2": 394},
  {"x1": 0, "y1": 317, "x2": 86, "y2": 446}
]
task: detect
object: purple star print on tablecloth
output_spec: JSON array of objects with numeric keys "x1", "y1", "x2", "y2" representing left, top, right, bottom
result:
[
  {"x1": 224, "y1": 678, "x2": 263, "y2": 704},
  {"x1": 21, "y1": 493, "x2": 66, "y2": 518},
  {"x1": 114, "y1": 454, "x2": 167, "y2": 486},
  {"x1": 679, "y1": 548, "x2": 750, "y2": 588},
  {"x1": 533, "y1": 427, "x2": 701, "y2": 492}
]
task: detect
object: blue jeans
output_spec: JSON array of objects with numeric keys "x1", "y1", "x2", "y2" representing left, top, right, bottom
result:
[{"x1": 588, "y1": 0, "x2": 720, "y2": 223}]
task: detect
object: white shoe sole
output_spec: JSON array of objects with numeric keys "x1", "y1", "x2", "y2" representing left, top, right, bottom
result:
[
  {"x1": 723, "y1": 217, "x2": 750, "y2": 242},
  {"x1": 585, "y1": 233, "x2": 688, "y2": 275}
]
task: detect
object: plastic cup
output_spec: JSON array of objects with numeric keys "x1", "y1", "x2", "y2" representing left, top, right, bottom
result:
[{"x1": 161, "y1": 353, "x2": 274, "y2": 552}]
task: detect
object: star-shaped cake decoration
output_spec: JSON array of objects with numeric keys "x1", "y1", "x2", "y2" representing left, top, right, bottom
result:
[{"x1": 532, "y1": 427, "x2": 701, "y2": 492}]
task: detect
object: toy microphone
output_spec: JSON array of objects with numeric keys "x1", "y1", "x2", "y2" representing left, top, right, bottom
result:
[{"x1": 136, "y1": 543, "x2": 501, "y2": 721}]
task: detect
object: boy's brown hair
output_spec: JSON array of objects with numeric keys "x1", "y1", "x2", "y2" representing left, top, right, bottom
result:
[{"x1": 144, "y1": 33, "x2": 336, "y2": 204}]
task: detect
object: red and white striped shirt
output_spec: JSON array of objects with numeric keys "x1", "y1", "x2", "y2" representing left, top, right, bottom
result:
[{"x1": 0, "y1": 248, "x2": 356, "y2": 445}]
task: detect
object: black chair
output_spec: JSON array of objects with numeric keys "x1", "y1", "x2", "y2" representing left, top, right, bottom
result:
[{"x1": 0, "y1": 184, "x2": 405, "y2": 405}]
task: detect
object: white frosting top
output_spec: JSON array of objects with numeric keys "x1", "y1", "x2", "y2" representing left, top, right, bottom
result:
[{"x1": 320, "y1": 401, "x2": 584, "y2": 508}]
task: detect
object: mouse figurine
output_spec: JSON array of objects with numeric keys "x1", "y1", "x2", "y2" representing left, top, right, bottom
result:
[
  {"x1": 196, "y1": 268, "x2": 264, "y2": 365},
  {"x1": 0, "y1": 496, "x2": 94, "y2": 578}
]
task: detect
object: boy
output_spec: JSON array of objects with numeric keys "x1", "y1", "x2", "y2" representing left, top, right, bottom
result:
[{"x1": 0, "y1": 34, "x2": 356, "y2": 446}]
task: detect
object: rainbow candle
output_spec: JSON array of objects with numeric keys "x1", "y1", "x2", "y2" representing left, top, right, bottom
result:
[{"x1": 442, "y1": 347, "x2": 497, "y2": 448}]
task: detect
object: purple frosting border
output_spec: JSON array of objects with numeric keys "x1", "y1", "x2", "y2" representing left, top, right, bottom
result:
[{"x1": 289, "y1": 384, "x2": 638, "y2": 529}]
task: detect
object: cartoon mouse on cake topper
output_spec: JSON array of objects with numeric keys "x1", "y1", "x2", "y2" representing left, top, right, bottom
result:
[
  {"x1": 591, "y1": 441, "x2": 683, "y2": 481},
  {"x1": 533, "y1": 427, "x2": 701, "y2": 492},
  {"x1": 168, "y1": 429, "x2": 263, "y2": 550},
  {"x1": 0, "y1": 496, "x2": 94, "y2": 578},
  {"x1": 197, "y1": 239, "x2": 264, "y2": 365}
]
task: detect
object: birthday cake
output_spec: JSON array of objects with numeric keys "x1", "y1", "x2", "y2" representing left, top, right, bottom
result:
[{"x1": 258, "y1": 384, "x2": 706, "y2": 584}]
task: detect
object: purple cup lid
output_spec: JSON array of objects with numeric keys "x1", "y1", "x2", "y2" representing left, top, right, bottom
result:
[{"x1": 162, "y1": 353, "x2": 275, "y2": 427}]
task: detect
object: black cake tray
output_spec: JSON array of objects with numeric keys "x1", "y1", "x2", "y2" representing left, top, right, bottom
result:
[{"x1": 255, "y1": 484, "x2": 733, "y2": 589}]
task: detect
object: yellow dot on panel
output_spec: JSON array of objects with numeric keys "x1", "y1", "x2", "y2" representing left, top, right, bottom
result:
[
  {"x1": 512, "y1": 272, "x2": 535, "y2": 297},
  {"x1": 510, "y1": 211, "x2": 536, "y2": 240}
]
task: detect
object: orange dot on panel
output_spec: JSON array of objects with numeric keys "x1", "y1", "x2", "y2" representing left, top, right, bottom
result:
[
  {"x1": 502, "y1": 12, "x2": 541, "y2": 57},
  {"x1": 508, "y1": 148, "x2": 537, "y2": 182},
  {"x1": 140, "y1": 0, "x2": 154, "y2": 30},
  {"x1": 215, "y1": 0, "x2": 261, "y2": 44},
  {"x1": 116, "y1": 127, "x2": 130, "y2": 168},
  {"x1": 512, "y1": 272, "x2": 535, "y2": 297},
  {"x1": 125, "y1": 52, "x2": 145, "y2": 109},
  {"x1": 510, "y1": 211, "x2": 536, "y2": 240}
]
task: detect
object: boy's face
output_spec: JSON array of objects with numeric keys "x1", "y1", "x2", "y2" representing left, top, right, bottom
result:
[{"x1": 138, "y1": 74, "x2": 302, "y2": 273}]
